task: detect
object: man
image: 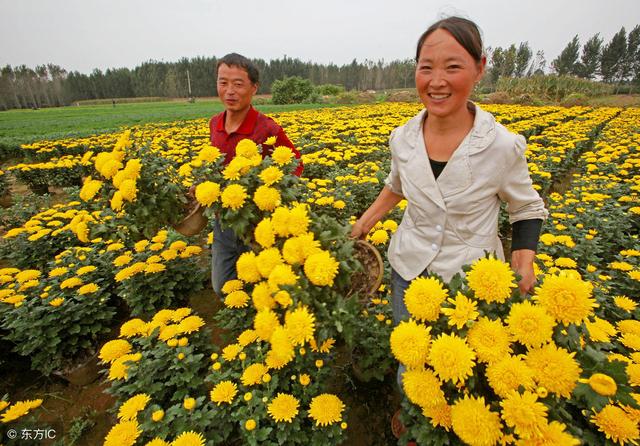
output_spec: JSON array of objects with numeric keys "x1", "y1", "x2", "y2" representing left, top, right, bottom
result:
[{"x1": 209, "y1": 53, "x2": 302, "y2": 296}]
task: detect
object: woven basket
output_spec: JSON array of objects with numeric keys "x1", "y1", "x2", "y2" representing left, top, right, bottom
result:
[
  {"x1": 350, "y1": 239, "x2": 384, "y2": 299},
  {"x1": 173, "y1": 203, "x2": 208, "y2": 237}
]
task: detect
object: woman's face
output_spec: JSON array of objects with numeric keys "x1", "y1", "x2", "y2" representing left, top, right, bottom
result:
[{"x1": 415, "y1": 29, "x2": 485, "y2": 119}]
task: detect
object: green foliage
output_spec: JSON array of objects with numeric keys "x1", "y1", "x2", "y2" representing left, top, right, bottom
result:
[
  {"x1": 271, "y1": 77, "x2": 314, "y2": 105},
  {"x1": 496, "y1": 75, "x2": 613, "y2": 101},
  {"x1": 313, "y1": 84, "x2": 344, "y2": 96}
]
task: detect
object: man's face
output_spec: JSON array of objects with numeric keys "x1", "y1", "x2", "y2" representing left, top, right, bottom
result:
[{"x1": 216, "y1": 63, "x2": 258, "y2": 113}]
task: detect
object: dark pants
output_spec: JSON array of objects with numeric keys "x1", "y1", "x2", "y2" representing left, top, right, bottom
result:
[{"x1": 211, "y1": 220, "x2": 250, "y2": 297}]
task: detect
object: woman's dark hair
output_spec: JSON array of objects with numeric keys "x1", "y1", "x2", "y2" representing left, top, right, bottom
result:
[
  {"x1": 415, "y1": 16, "x2": 483, "y2": 63},
  {"x1": 217, "y1": 53, "x2": 260, "y2": 84}
]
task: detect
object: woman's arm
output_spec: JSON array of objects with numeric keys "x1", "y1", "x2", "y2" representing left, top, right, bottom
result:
[{"x1": 350, "y1": 186, "x2": 403, "y2": 239}]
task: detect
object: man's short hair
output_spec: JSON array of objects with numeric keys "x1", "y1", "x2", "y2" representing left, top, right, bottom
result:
[{"x1": 217, "y1": 53, "x2": 259, "y2": 84}]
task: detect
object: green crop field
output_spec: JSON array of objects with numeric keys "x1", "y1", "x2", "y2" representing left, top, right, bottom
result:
[{"x1": 0, "y1": 99, "x2": 337, "y2": 150}]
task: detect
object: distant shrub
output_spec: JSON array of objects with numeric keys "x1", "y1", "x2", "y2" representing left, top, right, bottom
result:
[
  {"x1": 496, "y1": 75, "x2": 613, "y2": 102},
  {"x1": 271, "y1": 76, "x2": 314, "y2": 104},
  {"x1": 314, "y1": 84, "x2": 344, "y2": 96},
  {"x1": 485, "y1": 91, "x2": 510, "y2": 104},
  {"x1": 561, "y1": 93, "x2": 589, "y2": 107}
]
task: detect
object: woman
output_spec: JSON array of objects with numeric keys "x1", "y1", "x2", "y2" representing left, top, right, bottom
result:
[{"x1": 351, "y1": 16, "x2": 548, "y2": 324}]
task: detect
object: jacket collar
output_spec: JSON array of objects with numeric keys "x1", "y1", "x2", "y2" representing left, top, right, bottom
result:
[
  {"x1": 399, "y1": 102, "x2": 496, "y2": 211},
  {"x1": 215, "y1": 106, "x2": 259, "y2": 135}
]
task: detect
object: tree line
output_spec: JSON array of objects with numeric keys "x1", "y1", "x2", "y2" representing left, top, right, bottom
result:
[{"x1": 1, "y1": 24, "x2": 638, "y2": 110}]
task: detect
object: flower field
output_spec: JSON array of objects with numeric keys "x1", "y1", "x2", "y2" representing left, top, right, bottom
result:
[{"x1": 1, "y1": 102, "x2": 640, "y2": 445}]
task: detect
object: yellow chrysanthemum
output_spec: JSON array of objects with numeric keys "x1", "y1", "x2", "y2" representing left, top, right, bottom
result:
[
  {"x1": 241, "y1": 363, "x2": 268, "y2": 386},
  {"x1": 195, "y1": 181, "x2": 221, "y2": 206},
  {"x1": 467, "y1": 317, "x2": 512, "y2": 364},
  {"x1": 627, "y1": 363, "x2": 640, "y2": 386},
  {"x1": 103, "y1": 420, "x2": 141, "y2": 446},
  {"x1": 78, "y1": 283, "x2": 99, "y2": 295},
  {"x1": 308, "y1": 394, "x2": 344, "y2": 427},
  {"x1": 254, "y1": 218, "x2": 275, "y2": 248},
  {"x1": 389, "y1": 319, "x2": 431, "y2": 369},
  {"x1": 236, "y1": 252, "x2": 261, "y2": 283},
  {"x1": 79, "y1": 179, "x2": 103, "y2": 201},
  {"x1": 251, "y1": 282, "x2": 275, "y2": 310},
  {"x1": 271, "y1": 146, "x2": 295, "y2": 166},
  {"x1": 120, "y1": 318, "x2": 147, "y2": 338},
  {"x1": 514, "y1": 421, "x2": 580, "y2": 446},
  {"x1": 256, "y1": 247, "x2": 284, "y2": 278},
  {"x1": 177, "y1": 315, "x2": 205, "y2": 334},
  {"x1": 369, "y1": 229, "x2": 389, "y2": 245},
  {"x1": 267, "y1": 264, "x2": 299, "y2": 293},
  {"x1": 254, "y1": 309, "x2": 281, "y2": 341},
  {"x1": 118, "y1": 393, "x2": 151, "y2": 421},
  {"x1": 486, "y1": 355, "x2": 536, "y2": 398},
  {"x1": 423, "y1": 401, "x2": 453, "y2": 432},
  {"x1": 500, "y1": 391, "x2": 548, "y2": 439},
  {"x1": 506, "y1": 301, "x2": 555, "y2": 348},
  {"x1": 266, "y1": 326, "x2": 295, "y2": 369},
  {"x1": 259, "y1": 166, "x2": 284, "y2": 185},
  {"x1": 402, "y1": 368, "x2": 445, "y2": 409},
  {"x1": 221, "y1": 184, "x2": 247, "y2": 210},
  {"x1": 284, "y1": 306, "x2": 315, "y2": 346},
  {"x1": 586, "y1": 316, "x2": 617, "y2": 343},
  {"x1": 253, "y1": 185, "x2": 281, "y2": 212},
  {"x1": 442, "y1": 292, "x2": 479, "y2": 329},
  {"x1": 0, "y1": 399, "x2": 43, "y2": 423},
  {"x1": 287, "y1": 204, "x2": 310, "y2": 236},
  {"x1": 171, "y1": 431, "x2": 206, "y2": 446},
  {"x1": 268, "y1": 393, "x2": 299, "y2": 423},
  {"x1": 100, "y1": 339, "x2": 133, "y2": 363},
  {"x1": 60, "y1": 276, "x2": 83, "y2": 289},
  {"x1": 525, "y1": 343, "x2": 581, "y2": 398},
  {"x1": 580, "y1": 373, "x2": 618, "y2": 396},
  {"x1": 591, "y1": 404, "x2": 639, "y2": 446},
  {"x1": 304, "y1": 249, "x2": 339, "y2": 287},
  {"x1": 210, "y1": 381, "x2": 238, "y2": 405},
  {"x1": 237, "y1": 329, "x2": 258, "y2": 347},
  {"x1": 111, "y1": 190, "x2": 124, "y2": 211},
  {"x1": 403, "y1": 276, "x2": 447, "y2": 322},
  {"x1": 451, "y1": 395, "x2": 502, "y2": 446},
  {"x1": 614, "y1": 296, "x2": 638, "y2": 312},
  {"x1": 282, "y1": 233, "x2": 320, "y2": 265},
  {"x1": 466, "y1": 256, "x2": 516, "y2": 303},
  {"x1": 428, "y1": 333, "x2": 476, "y2": 384},
  {"x1": 119, "y1": 179, "x2": 137, "y2": 202},
  {"x1": 534, "y1": 272, "x2": 597, "y2": 325},
  {"x1": 222, "y1": 343, "x2": 243, "y2": 361}
]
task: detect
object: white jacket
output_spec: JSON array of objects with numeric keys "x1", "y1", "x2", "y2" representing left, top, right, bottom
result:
[{"x1": 385, "y1": 103, "x2": 548, "y2": 282}]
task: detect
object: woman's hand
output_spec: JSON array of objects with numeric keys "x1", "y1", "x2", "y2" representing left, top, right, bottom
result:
[
  {"x1": 350, "y1": 219, "x2": 369, "y2": 239},
  {"x1": 511, "y1": 249, "x2": 537, "y2": 295}
]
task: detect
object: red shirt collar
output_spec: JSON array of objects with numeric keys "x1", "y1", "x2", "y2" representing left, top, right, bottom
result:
[{"x1": 215, "y1": 106, "x2": 259, "y2": 135}]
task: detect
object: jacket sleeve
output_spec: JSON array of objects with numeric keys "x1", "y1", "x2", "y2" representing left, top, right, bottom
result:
[
  {"x1": 498, "y1": 135, "x2": 548, "y2": 224},
  {"x1": 383, "y1": 129, "x2": 404, "y2": 197}
]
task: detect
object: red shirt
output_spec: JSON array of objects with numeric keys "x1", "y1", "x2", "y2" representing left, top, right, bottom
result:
[{"x1": 209, "y1": 106, "x2": 303, "y2": 176}]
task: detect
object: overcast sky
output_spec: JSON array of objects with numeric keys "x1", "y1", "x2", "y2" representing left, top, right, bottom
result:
[{"x1": 1, "y1": 0, "x2": 638, "y2": 74}]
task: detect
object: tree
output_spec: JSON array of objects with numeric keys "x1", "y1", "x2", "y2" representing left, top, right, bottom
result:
[
  {"x1": 627, "y1": 25, "x2": 640, "y2": 86},
  {"x1": 514, "y1": 42, "x2": 533, "y2": 77},
  {"x1": 271, "y1": 76, "x2": 313, "y2": 104},
  {"x1": 552, "y1": 35, "x2": 580, "y2": 75},
  {"x1": 601, "y1": 27, "x2": 627, "y2": 83},
  {"x1": 578, "y1": 34, "x2": 603, "y2": 79}
]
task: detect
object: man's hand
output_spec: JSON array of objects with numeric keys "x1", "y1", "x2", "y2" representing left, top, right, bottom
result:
[
  {"x1": 350, "y1": 219, "x2": 369, "y2": 240},
  {"x1": 511, "y1": 249, "x2": 537, "y2": 295}
]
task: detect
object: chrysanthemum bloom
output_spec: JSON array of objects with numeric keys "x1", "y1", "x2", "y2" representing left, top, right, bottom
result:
[
  {"x1": 254, "y1": 309, "x2": 281, "y2": 341},
  {"x1": 100, "y1": 339, "x2": 133, "y2": 363},
  {"x1": 500, "y1": 391, "x2": 548, "y2": 439},
  {"x1": 282, "y1": 233, "x2": 320, "y2": 265},
  {"x1": 525, "y1": 343, "x2": 581, "y2": 398},
  {"x1": 236, "y1": 252, "x2": 262, "y2": 283},
  {"x1": 402, "y1": 368, "x2": 445, "y2": 409},
  {"x1": 234, "y1": 138, "x2": 259, "y2": 158},
  {"x1": 197, "y1": 145, "x2": 222, "y2": 163},
  {"x1": 284, "y1": 306, "x2": 316, "y2": 346},
  {"x1": 114, "y1": 255, "x2": 133, "y2": 267},
  {"x1": 580, "y1": 373, "x2": 618, "y2": 396},
  {"x1": 506, "y1": 301, "x2": 555, "y2": 348},
  {"x1": 210, "y1": 381, "x2": 238, "y2": 405},
  {"x1": 614, "y1": 296, "x2": 638, "y2": 312},
  {"x1": 308, "y1": 394, "x2": 345, "y2": 426},
  {"x1": 618, "y1": 319, "x2": 640, "y2": 337},
  {"x1": 486, "y1": 355, "x2": 536, "y2": 398},
  {"x1": 428, "y1": 333, "x2": 476, "y2": 384},
  {"x1": 256, "y1": 248, "x2": 284, "y2": 278},
  {"x1": 103, "y1": 420, "x2": 141, "y2": 446},
  {"x1": 423, "y1": 401, "x2": 453, "y2": 431},
  {"x1": 99, "y1": 159, "x2": 123, "y2": 179},
  {"x1": 241, "y1": 363, "x2": 268, "y2": 386},
  {"x1": 60, "y1": 277, "x2": 83, "y2": 289},
  {"x1": 0, "y1": 399, "x2": 43, "y2": 423},
  {"x1": 195, "y1": 181, "x2": 221, "y2": 206},
  {"x1": 245, "y1": 419, "x2": 257, "y2": 431},
  {"x1": 223, "y1": 157, "x2": 252, "y2": 180},
  {"x1": 221, "y1": 279, "x2": 243, "y2": 295},
  {"x1": 254, "y1": 185, "x2": 281, "y2": 212},
  {"x1": 268, "y1": 264, "x2": 299, "y2": 293},
  {"x1": 49, "y1": 297, "x2": 65, "y2": 307},
  {"x1": 223, "y1": 290, "x2": 249, "y2": 309},
  {"x1": 78, "y1": 283, "x2": 99, "y2": 295},
  {"x1": 221, "y1": 184, "x2": 248, "y2": 210},
  {"x1": 171, "y1": 431, "x2": 206, "y2": 446},
  {"x1": 49, "y1": 267, "x2": 68, "y2": 277},
  {"x1": 451, "y1": 395, "x2": 502, "y2": 446},
  {"x1": 591, "y1": 404, "x2": 639, "y2": 445},
  {"x1": 369, "y1": 229, "x2": 389, "y2": 245},
  {"x1": 110, "y1": 190, "x2": 124, "y2": 211},
  {"x1": 119, "y1": 179, "x2": 137, "y2": 202},
  {"x1": 389, "y1": 319, "x2": 431, "y2": 369},
  {"x1": 554, "y1": 257, "x2": 577, "y2": 268},
  {"x1": 222, "y1": 343, "x2": 243, "y2": 361},
  {"x1": 177, "y1": 315, "x2": 205, "y2": 334},
  {"x1": 517, "y1": 421, "x2": 580, "y2": 446},
  {"x1": 271, "y1": 207, "x2": 291, "y2": 237},
  {"x1": 304, "y1": 249, "x2": 339, "y2": 287},
  {"x1": 266, "y1": 326, "x2": 295, "y2": 369},
  {"x1": 120, "y1": 318, "x2": 147, "y2": 338},
  {"x1": 268, "y1": 393, "x2": 300, "y2": 423},
  {"x1": 383, "y1": 219, "x2": 398, "y2": 232},
  {"x1": 183, "y1": 397, "x2": 196, "y2": 410},
  {"x1": 271, "y1": 146, "x2": 295, "y2": 166},
  {"x1": 254, "y1": 218, "x2": 275, "y2": 248},
  {"x1": 117, "y1": 394, "x2": 151, "y2": 421},
  {"x1": 585, "y1": 317, "x2": 617, "y2": 343},
  {"x1": 287, "y1": 204, "x2": 310, "y2": 236},
  {"x1": 237, "y1": 329, "x2": 258, "y2": 347},
  {"x1": 79, "y1": 178, "x2": 103, "y2": 201},
  {"x1": 251, "y1": 282, "x2": 275, "y2": 310},
  {"x1": 467, "y1": 317, "x2": 513, "y2": 364},
  {"x1": 259, "y1": 166, "x2": 284, "y2": 185},
  {"x1": 534, "y1": 272, "x2": 597, "y2": 325},
  {"x1": 403, "y1": 276, "x2": 447, "y2": 322},
  {"x1": 466, "y1": 256, "x2": 516, "y2": 303},
  {"x1": 442, "y1": 292, "x2": 479, "y2": 329},
  {"x1": 626, "y1": 363, "x2": 640, "y2": 386}
]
